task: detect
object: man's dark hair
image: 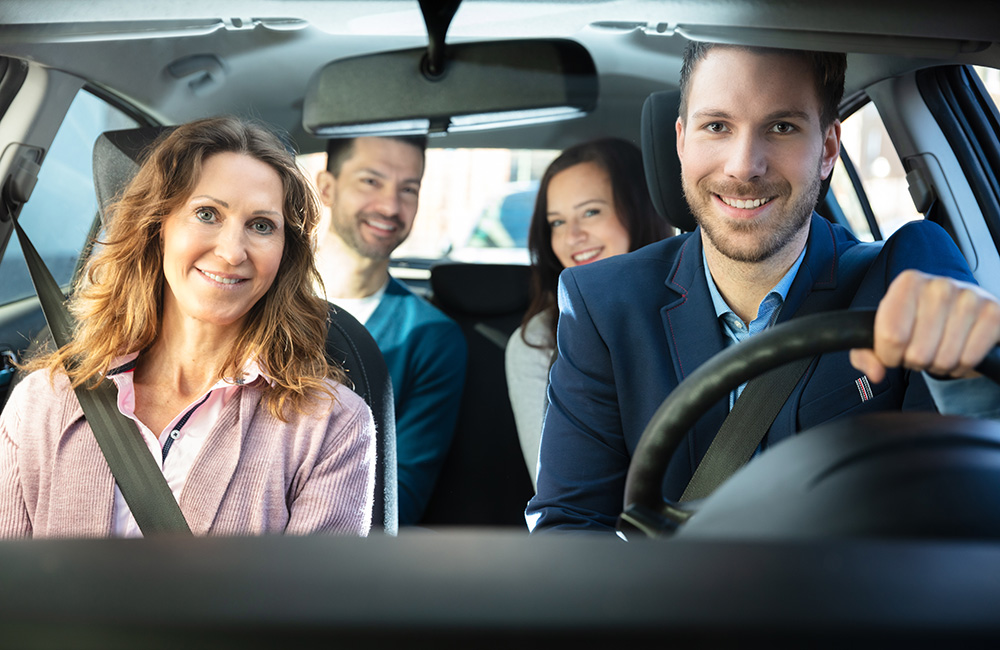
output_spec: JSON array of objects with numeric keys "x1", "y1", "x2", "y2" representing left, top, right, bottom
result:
[
  {"x1": 677, "y1": 42, "x2": 847, "y2": 129},
  {"x1": 325, "y1": 135, "x2": 429, "y2": 176}
]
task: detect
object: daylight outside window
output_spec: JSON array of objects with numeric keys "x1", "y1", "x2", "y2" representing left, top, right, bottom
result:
[
  {"x1": 0, "y1": 90, "x2": 137, "y2": 306},
  {"x1": 299, "y1": 148, "x2": 558, "y2": 266},
  {"x1": 831, "y1": 66, "x2": 1000, "y2": 243},
  {"x1": 833, "y1": 101, "x2": 923, "y2": 241}
]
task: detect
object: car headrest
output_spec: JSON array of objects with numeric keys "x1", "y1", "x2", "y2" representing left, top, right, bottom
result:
[
  {"x1": 93, "y1": 126, "x2": 173, "y2": 222},
  {"x1": 641, "y1": 89, "x2": 837, "y2": 234},
  {"x1": 430, "y1": 263, "x2": 531, "y2": 316},
  {"x1": 641, "y1": 90, "x2": 695, "y2": 233}
]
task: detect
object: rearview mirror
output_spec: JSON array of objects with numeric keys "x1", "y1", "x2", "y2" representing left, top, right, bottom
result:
[{"x1": 303, "y1": 38, "x2": 598, "y2": 137}]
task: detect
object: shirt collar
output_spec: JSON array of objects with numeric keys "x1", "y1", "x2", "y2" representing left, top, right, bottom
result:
[
  {"x1": 107, "y1": 351, "x2": 273, "y2": 387},
  {"x1": 237, "y1": 358, "x2": 272, "y2": 387},
  {"x1": 702, "y1": 243, "x2": 807, "y2": 321}
]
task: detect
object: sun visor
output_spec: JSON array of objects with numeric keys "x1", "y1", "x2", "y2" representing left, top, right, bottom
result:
[{"x1": 303, "y1": 38, "x2": 598, "y2": 138}]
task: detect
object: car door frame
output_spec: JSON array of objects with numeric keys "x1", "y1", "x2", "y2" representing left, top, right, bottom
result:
[
  {"x1": 863, "y1": 65, "x2": 1000, "y2": 297},
  {"x1": 0, "y1": 60, "x2": 84, "y2": 405}
]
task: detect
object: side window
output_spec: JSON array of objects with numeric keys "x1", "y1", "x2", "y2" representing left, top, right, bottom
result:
[
  {"x1": 975, "y1": 66, "x2": 1000, "y2": 106},
  {"x1": 832, "y1": 69, "x2": 1000, "y2": 245},
  {"x1": 830, "y1": 101, "x2": 923, "y2": 242},
  {"x1": 0, "y1": 90, "x2": 138, "y2": 305}
]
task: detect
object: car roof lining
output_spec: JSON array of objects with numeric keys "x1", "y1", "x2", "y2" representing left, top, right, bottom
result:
[{"x1": 1, "y1": 1, "x2": 999, "y2": 153}]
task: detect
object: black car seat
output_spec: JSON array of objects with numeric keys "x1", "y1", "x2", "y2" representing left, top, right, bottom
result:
[
  {"x1": 420, "y1": 262, "x2": 534, "y2": 527},
  {"x1": 640, "y1": 89, "x2": 837, "y2": 231},
  {"x1": 641, "y1": 90, "x2": 697, "y2": 232},
  {"x1": 92, "y1": 127, "x2": 398, "y2": 534}
]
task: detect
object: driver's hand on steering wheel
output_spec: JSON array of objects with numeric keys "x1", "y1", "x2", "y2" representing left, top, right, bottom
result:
[{"x1": 850, "y1": 269, "x2": 1000, "y2": 382}]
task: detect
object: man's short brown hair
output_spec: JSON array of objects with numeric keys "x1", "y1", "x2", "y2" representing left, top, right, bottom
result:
[
  {"x1": 325, "y1": 135, "x2": 429, "y2": 176},
  {"x1": 677, "y1": 42, "x2": 847, "y2": 129}
]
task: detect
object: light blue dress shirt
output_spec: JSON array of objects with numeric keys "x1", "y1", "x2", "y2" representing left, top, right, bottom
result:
[{"x1": 703, "y1": 246, "x2": 807, "y2": 410}]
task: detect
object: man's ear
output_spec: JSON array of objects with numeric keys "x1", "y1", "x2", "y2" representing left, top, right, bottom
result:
[
  {"x1": 315, "y1": 170, "x2": 337, "y2": 206},
  {"x1": 820, "y1": 119, "x2": 842, "y2": 180},
  {"x1": 675, "y1": 117, "x2": 685, "y2": 162}
]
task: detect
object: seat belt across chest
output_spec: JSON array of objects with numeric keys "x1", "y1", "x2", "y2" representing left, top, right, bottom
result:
[{"x1": 14, "y1": 219, "x2": 191, "y2": 535}]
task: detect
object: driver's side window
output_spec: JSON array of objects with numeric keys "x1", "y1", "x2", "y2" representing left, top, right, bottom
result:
[{"x1": 829, "y1": 101, "x2": 924, "y2": 243}]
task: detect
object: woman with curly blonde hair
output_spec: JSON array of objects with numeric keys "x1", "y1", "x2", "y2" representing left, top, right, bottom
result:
[{"x1": 0, "y1": 116, "x2": 375, "y2": 538}]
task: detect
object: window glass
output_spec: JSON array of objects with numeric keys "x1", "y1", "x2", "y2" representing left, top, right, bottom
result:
[
  {"x1": 833, "y1": 101, "x2": 923, "y2": 240},
  {"x1": 975, "y1": 66, "x2": 1000, "y2": 108},
  {"x1": 299, "y1": 147, "x2": 559, "y2": 265},
  {"x1": 833, "y1": 69, "x2": 1000, "y2": 243},
  {"x1": 828, "y1": 157, "x2": 875, "y2": 242},
  {"x1": 0, "y1": 90, "x2": 138, "y2": 305}
]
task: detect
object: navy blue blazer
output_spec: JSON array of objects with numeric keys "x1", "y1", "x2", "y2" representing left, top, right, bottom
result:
[{"x1": 526, "y1": 216, "x2": 977, "y2": 532}]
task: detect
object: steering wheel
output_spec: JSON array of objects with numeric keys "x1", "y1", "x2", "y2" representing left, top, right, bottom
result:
[{"x1": 618, "y1": 309, "x2": 1000, "y2": 539}]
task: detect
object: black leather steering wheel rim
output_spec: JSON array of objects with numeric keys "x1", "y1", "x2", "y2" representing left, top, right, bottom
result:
[{"x1": 619, "y1": 308, "x2": 1000, "y2": 538}]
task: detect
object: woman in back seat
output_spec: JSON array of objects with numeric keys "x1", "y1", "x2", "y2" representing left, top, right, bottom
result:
[
  {"x1": 505, "y1": 137, "x2": 671, "y2": 488},
  {"x1": 0, "y1": 116, "x2": 375, "y2": 538}
]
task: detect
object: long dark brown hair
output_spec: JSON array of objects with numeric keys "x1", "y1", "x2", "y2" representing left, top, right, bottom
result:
[{"x1": 521, "y1": 137, "x2": 671, "y2": 348}]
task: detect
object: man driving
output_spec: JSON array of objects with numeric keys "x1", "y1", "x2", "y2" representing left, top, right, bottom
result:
[{"x1": 526, "y1": 43, "x2": 1000, "y2": 533}]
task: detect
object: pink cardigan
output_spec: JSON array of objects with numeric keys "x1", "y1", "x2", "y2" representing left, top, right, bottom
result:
[{"x1": 0, "y1": 370, "x2": 375, "y2": 538}]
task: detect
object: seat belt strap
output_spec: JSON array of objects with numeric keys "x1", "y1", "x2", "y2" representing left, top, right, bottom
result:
[
  {"x1": 14, "y1": 219, "x2": 191, "y2": 535},
  {"x1": 680, "y1": 240, "x2": 883, "y2": 503},
  {"x1": 680, "y1": 355, "x2": 813, "y2": 502}
]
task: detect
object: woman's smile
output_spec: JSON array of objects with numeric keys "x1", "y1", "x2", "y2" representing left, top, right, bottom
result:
[{"x1": 198, "y1": 268, "x2": 248, "y2": 286}]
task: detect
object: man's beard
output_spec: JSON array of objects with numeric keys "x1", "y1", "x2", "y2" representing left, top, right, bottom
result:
[
  {"x1": 330, "y1": 209, "x2": 404, "y2": 261},
  {"x1": 683, "y1": 162, "x2": 823, "y2": 264}
]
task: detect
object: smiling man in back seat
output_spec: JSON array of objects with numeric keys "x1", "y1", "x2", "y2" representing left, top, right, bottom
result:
[
  {"x1": 526, "y1": 43, "x2": 1000, "y2": 533},
  {"x1": 315, "y1": 136, "x2": 466, "y2": 526}
]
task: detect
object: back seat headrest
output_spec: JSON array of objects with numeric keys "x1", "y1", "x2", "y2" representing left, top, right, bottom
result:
[
  {"x1": 430, "y1": 263, "x2": 531, "y2": 316},
  {"x1": 641, "y1": 90, "x2": 695, "y2": 233},
  {"x1": 92, "y1": 126, "x2": 173, "y2": 222}
]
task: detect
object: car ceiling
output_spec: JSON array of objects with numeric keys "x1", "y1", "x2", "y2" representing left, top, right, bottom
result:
[{"x1": 1, "y1": 0, "x2": 999, "y2": 153}]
